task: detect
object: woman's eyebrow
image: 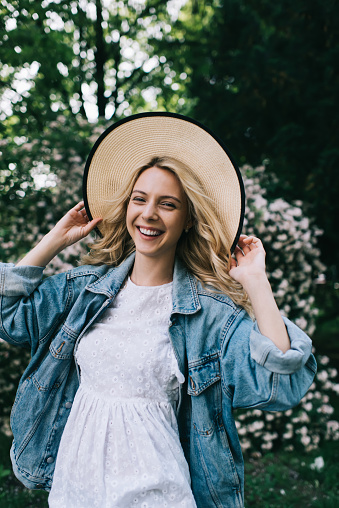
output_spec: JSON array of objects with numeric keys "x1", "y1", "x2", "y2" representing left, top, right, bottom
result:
[{"x1": 131, "y1": 190, "x2": 182, "y2": 204}]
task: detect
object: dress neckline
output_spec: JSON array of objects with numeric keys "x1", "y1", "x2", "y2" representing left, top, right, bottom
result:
[{"x1": 127, "y1": 276, "x2": 173, "y2": 290}]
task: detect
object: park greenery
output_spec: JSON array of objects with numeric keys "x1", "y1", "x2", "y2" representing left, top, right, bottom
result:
[{"x1": 0, "y1": 0, "x2": 338, "y2": 506}]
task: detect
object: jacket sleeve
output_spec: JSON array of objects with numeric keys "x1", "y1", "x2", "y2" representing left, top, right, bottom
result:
[
  {"x1": 0, "y1": 263, "x2": 71, "y2": 353},
  {"x1": 220, "y1": 310, "x2": 317, "y2": 411}
]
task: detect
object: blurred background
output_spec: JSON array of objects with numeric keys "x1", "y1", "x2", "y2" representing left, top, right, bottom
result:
[{"x1": 0, "y1": 0, "x2": 338, "y2": 506}]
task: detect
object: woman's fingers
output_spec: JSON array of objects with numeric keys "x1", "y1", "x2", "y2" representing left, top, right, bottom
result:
[
  {"x1": 74, "y1": 202, "x2": 91, "y2": 219},
  {"x1": 229, "y1": 256, "x2": 237, "y2": 269},
  {"x1": 242, "y1": 245, "x2": 251, "y2": 255},
  {"x1": 232, "y1": 246, "x2": 245, "y2": 265},
  {"x1": 84, "y1": 217, "x2": 103, "y2": 235},
  {"x1": 70, "y1": 202, "x2": 98, "y2": 224},
  {"x1": 73, "y1": 201, "x2": 85, "y2": 212},
  {"x1": 238, "y1": 235, "x2": 264, "y2": 251},
  {"x1": 74, "y1": 202, "x2": 88, "y2": 219},
  {"x1": 61, "y1": 203, "x2": 102, "y2": 238},
  {"x1": 230, "y1": 235, "x2": 267, "y2": 283}
]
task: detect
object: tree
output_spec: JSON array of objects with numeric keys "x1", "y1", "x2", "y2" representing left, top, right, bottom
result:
[
  {"x1": 0, "y1": 0, "x2": 177, "y2": 126},
  {"x1": 158, "y1": 0, "x2": 339, "y2": 272},
  {"x1": 0, "y1": 0, "x2": 186, "y2": 260}
]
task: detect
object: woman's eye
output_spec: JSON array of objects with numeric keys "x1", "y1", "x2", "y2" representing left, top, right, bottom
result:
[
  {"x1": 162, "y1": 202, "x2": 176, "y2": 208},
  {"x1": 132, "y1": 197, "x2": 145, "y2": 203}
]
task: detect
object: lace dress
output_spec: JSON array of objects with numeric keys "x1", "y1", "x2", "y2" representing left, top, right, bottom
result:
[{"x1": 49, "y1": 277, "x2": 196, "y2": 508}]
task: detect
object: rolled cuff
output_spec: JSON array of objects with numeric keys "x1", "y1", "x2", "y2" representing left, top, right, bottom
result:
[
  {"x1": 250, "y1": 316, "x2": 313, "y2": 374},
  {"x1": 0, "y1": 264, "x2": 45, "y2": 297}
]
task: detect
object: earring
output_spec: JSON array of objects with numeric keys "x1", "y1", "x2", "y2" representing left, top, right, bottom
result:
[{"x1": 185, "y1": 226, "x2": 190, "y2": 233}]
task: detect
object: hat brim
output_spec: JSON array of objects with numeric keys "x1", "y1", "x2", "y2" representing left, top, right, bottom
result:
[{"x1": 83, "y1": 112, "x2": 245, "y2": 253}]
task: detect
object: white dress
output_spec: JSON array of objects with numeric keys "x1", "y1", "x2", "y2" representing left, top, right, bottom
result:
[{"x1": 49, "y1": 277, "x2": 197, "y2": 508}]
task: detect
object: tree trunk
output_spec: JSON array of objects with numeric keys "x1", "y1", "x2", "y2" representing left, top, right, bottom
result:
[{"x1": 95, "y1": 0, "x2": 107, "y2": 118}]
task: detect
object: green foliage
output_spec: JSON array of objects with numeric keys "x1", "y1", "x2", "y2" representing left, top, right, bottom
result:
[
  {"x1": 0, "y1": 465, "x2": 10, "y2": 480},
  {"x1": 244, "y1": 443, "x2": 339, "y2": 507},
  {"x1": 2, "y1": 0, "x2": 337, "y2": 270},
  {"x1": 0, "y1": 114, "x2": 97, "y2": 262},
  {"x1": 242, "y1": 164, "x2": 324, "y2": 335},
  {"x1": 235, "y1": 353, "x2": 339, "y2": 455},
  {"x1": 0, "y1": 0, "x2": 180, "y2": 126},
  {"x1": 0, "y1": 2, "x2": 338, "y2": 501},
  {"x1": 0, "y1": 344, "x2": 30, "y2": 431},
  {"x1": 1, "y1": 0, "x2": 339, "y2": 273},
  {"x1": 160, "y1": 0, "x2": 339, "y2": 271},
  {"x1": 0, "y1": 432, "x2": 48, "y2": 507}
]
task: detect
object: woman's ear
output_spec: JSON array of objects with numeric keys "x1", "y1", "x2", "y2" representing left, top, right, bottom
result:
[{"x1": 184, "y1": 217, "x2": 193, "y2": 233}]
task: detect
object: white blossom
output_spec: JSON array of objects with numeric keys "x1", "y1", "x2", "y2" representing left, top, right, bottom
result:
[{"x1": 310, "y1": 456, "x2": 325, "y2": 471}]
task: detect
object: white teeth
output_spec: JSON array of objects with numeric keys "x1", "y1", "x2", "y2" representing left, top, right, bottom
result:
[{"x1": 139, "y1": 227, "x2": 161, "y2": 236}]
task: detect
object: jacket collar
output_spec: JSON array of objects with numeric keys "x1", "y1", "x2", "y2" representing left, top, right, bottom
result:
[
  {"x1": 172, "y1": 256, "x2": 201, "y2": 315},
  {"x1": 86, "y1": 252, "x2": 201, "y2": 315}
]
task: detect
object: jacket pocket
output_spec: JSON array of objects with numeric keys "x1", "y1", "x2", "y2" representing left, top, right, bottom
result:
[
  {"x1": 187, "y1": 354, "x2": 222, "y2": 436},
  {"x1": 187, "y1": 353, "x2": 220, "y2": 396},
  {"x1": 32, "y1": 333, "x2": 76, "y2": 391}
]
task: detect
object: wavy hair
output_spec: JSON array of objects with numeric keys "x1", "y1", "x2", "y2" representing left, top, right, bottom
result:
[{"x1": 82, "y1": 156, "x2": 251, "y2": 313}]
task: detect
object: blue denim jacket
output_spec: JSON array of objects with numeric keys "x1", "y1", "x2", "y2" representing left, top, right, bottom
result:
[{"x1": 0, "y1": 254, "x2": 316, "y2": 508}]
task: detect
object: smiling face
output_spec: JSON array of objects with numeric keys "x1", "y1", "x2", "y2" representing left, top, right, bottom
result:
[{"x1": 126, "y1": 166, "x2": 190, "y2": 265}]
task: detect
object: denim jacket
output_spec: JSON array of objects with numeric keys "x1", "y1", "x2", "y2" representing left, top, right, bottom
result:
[{"x1": 0, "y1": 254, "x2": 316, "y2": 508}]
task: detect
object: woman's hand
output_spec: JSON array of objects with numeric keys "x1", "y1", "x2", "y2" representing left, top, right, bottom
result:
[
  {"x1": 51, "y1": 201, "x2": 102, "y2": 249},
  {"x1": 229, "y1": 235, "x2": 267, "y2": 288},
  {"x1": 16, "y1": 202, "x2": 102, "y2": 267},
  {"x1": 230, "y1": 234, "x2": 290, "y2": 353}
]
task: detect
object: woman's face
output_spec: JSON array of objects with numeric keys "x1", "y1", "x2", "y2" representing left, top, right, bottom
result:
[{"x1": 126, "y1": 166, "x2": 189, "y2": 263}]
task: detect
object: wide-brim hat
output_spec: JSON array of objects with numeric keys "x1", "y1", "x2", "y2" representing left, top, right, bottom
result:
[{"x1": 83, "y1": 112, "x2": 245, "y2": 252}]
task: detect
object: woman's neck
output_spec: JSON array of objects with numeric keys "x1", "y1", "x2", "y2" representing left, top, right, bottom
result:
[{"x1": 130, "y1": 253, "x2": 174, "y2": 286}]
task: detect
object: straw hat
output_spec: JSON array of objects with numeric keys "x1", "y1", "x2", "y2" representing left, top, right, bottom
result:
[{"x1": 83, "y1": 112, "x2": 245, "y2": 252}]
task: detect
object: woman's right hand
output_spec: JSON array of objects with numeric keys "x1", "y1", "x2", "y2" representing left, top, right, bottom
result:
[
  {"x1": 16, "y1": 202, "x2": 102, "y2": 267},
  {"x1": 51, "y1": 201, "x2": 102, "y2": 249}
]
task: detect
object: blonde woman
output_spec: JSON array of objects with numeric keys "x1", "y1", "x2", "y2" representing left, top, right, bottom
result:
[{"x1": 0, "y1": 114, "x2": 316, "y2": 508}]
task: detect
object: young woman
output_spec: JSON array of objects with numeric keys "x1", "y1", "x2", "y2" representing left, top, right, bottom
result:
[{"x1": 0, "y1": 113, "x2": 316, "y2": 508}]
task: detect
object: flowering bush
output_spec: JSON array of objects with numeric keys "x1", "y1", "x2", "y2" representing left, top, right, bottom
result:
[
  {"x1": 235, "y1": 354, "x2": 338, "y2": 455},
  {"x1": 0, "y1": 115, "x2": 106, "y2": 269},
  {"x1": 241, "y1": 164, "x2": 325, "y2": 336},
  {"x1": 236, "y1": 165, "x2": 337, "y2": 455},
  {"x1": 1, "y1": 120, "x2": 337, "y2": 455},
  {"x1": 0, "y1": 115, "x2": 106, "y2": 430}
]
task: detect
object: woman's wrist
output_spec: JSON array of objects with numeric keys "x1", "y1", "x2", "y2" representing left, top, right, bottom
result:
[
  {"x1": 16, "y1": 230, "x2": 67, "y2": 267},
  {"x1": 241, "y1": 273, "x2": 291, "y2": 353},
  {"x1": 43, "y1": 229, "x2": 69, "y2": 253},
  {"x1": 240, "y1": 272, "x2": 271, "y2": 298}
]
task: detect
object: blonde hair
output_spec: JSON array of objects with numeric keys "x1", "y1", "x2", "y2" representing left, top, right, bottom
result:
[{"x1": 82, "y1": 156, "x2": 251, "y2": 313}]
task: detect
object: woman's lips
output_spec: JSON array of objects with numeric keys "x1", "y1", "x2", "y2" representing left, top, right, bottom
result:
[{"x1": 137, "y1": 226, "x2": 164, "y2": 238}]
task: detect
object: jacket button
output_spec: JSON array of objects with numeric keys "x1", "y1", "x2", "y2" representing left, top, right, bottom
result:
[
  {"x1": 65, "y1": 401, "x2": 72, "y2": 409},
  {"x1": 46, "y1": 456, "x2": 54, "y2": 464},
  {"x1": 35, "y1": 484, "x2": 44, "y2": 489}
]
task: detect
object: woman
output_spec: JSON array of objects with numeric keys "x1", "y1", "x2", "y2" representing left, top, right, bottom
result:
[{"x1": 0, "y1": 113, "x2": 316, "y2": 507}]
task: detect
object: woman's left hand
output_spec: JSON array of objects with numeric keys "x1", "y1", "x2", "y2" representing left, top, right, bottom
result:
[
  {"x1": 229, "y1": 234, "x2": 267, "y2": 288},
  {"x1": 229, "y1": 234, "x2": 291, "y2": 353}
]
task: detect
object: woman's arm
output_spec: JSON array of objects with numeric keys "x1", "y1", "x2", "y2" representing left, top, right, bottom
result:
[
  {"x1": 17, "y1": 201, "x2": 102, "y2": 267},
  {"x1": 229, "y1": 235, "x2": 290, "y2": 353},
  {"x1": 1, "y1": 202, "x2": 101, "y2": 350}
]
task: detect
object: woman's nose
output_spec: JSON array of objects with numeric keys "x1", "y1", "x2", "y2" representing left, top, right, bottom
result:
[{"x1": 142, "y1": 202, "x2": 158, "y2": 221}]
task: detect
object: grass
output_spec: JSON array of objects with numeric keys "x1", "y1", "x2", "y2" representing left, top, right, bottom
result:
[
  {"x1": 0, "y1": 433, "x2": 48, "y2": 508},
  {"x1": 244, "y1": 442, "x2": 339, "y2": 507},
  {"x1": 0, "y1": 485, "x2": 48, "y2": 508}
]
